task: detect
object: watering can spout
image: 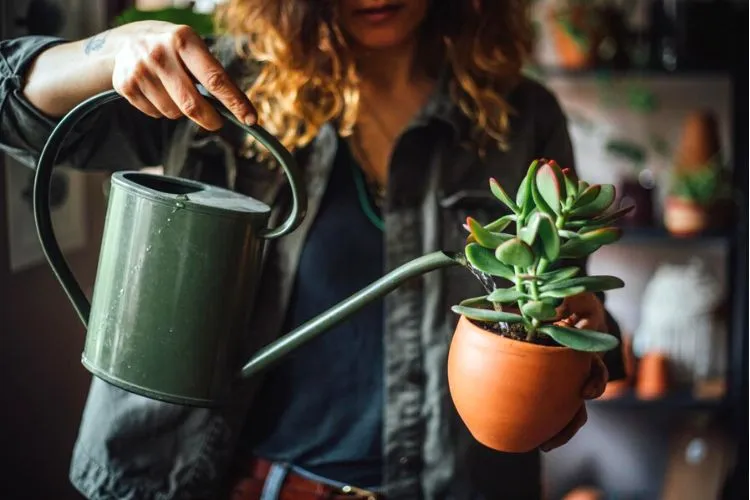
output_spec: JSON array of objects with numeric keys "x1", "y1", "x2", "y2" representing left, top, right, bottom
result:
[{"x1": 239, "y1": 250, "x2": 466, "y2": 380}]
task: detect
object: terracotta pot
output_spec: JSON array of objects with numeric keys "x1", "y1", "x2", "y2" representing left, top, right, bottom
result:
[
  {"x1": 563, "y1": 487, "x2": 605, "y2": 500},
  {"x1": 549, "y1": 7, "x2": 598, "y2": 69},
  {"x1": 664, "y1": 196, "x2": 710, "y2": 237},
  {"x1": 447, "y1": 315, "x2": 593, "y2": 453},
  {"x1": 675, "y1": 110, "x2": 722, "y2": 172},
  {"x1": 636, "y1": 352, "x2": 670, "y2": 400},
  {"x1": 598, "y1": 334, "x2": 635, "y2": 400}
]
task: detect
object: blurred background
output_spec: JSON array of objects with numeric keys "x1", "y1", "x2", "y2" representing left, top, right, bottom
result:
[{"x1": 0, "y1": 1, "x2": 747, "y2": 499}]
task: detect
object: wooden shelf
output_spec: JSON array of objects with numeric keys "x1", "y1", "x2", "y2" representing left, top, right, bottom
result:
[
  {"x1": 524, "y1": 65, "x2": 732, "y2": 81},
  {"x1": 617, "y1": 226, "x2": 733, "y2": 245},
  {"x1": 590, "y1": 389, "x2": 727, "y2": 411}
]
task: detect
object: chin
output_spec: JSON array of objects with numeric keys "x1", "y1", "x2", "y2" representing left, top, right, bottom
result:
[
  {"x1": 354, "y1": 31, "x2": 412, "y2": 50},
  {"x1": 339, "y1": 0, "x2": 428, "y2": 52}
]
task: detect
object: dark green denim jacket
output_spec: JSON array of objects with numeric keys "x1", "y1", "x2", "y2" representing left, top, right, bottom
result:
[{"x1": 1, "y1": 35, "x2": 624, "y2": 500}]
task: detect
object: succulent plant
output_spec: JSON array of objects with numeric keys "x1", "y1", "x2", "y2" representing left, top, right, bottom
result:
[
  {"x1": 669, "y1": 163, "x2": 732, "y2": 207},
  {"x1": 451, "y1": 159, "x2": 634, "y2": 353}
]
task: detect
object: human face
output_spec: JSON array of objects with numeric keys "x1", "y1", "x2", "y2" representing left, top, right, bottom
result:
[{"x1": 338, "y1": 0, "x2": 429, "y2": 50}]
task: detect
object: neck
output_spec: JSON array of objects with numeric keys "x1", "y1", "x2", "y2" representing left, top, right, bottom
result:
[{"x1": 356, "y1": 38, "x2": 423, "y2": 94}]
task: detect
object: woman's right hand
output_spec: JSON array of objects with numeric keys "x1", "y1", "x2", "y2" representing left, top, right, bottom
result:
[{"x1": 110, "y1": 21, "x2": 256, "y2": 131}]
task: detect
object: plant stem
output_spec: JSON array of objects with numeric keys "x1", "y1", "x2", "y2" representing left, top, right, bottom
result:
[
  {"x1": 537, "y1": 257, "x2": 550, "y2": 276},
  {"x1": 526, "y1": 319, "x2": 539, "y2": 342}
]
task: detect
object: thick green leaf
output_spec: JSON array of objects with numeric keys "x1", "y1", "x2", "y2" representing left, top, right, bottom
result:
[
  {"x1": 487, "y1": 288, "x2": 527, "y2": 303},
  {"x1": 535, "y1": 161, "x2": 565, "y2": 214},
  {"x1": 539, "y1": 324, "x2": 620, "y2": 352},
  {"x1": 465, "y1": 243, "x2": 515, "y2": 280},
  {"x1": 459, "y1": 295, "x2": 490, "y2": 307},
  {"x1": 489, "y1": 178, "x2": 520, "y2": 214},
  {"x1": 521, "y1": 300, "x2": 558, "y2": 321},
  {"x1": 563, "y1": 169, "x2": 578, "y2": 200},
  {"x1": 519, "y1": 212, "x2": 541, "y2": 246},
  {"x1": 518, "y1": 161, "x2": 538, "y2": 221},
  {"x1": 566, "y1": 205, "x2": 636, "y2": 231},
  {"x1": 485, "y1": 214, "x2": 516, "y2": 232},
  {"x1": 579, "y1": 227, "x2": 622, "y2": 245},
  {"x1": 495, "y1": 238, "x2": 535, "y2": 268},
  {"x1": 543, "y1": 296, "x2": 564, "y2": 308},
  {"x1": 466, "y1": 217, "x2": 513, "y2": 249},
  {"x1": 451, "y1": 305, "x2": 525, "y2": 323},
  {"x1": 588, "y1": 204, "x2": 635, "y2": 226},
  {"x1": 539, "y1": 285, "x2": 586, "y2": 299},
  {"x1": 516, "y1": 174, "x2": 531, "y2": 209},
  {"x1": 574, "y1": 185, "x2": 601, "y2": 208},
  {"x1": 558, "y1": 229, "x2": 580, "y2": 239},
  {"x1": 541, "y1": 275, "x2": 625, "y2": 293},
  {"x1": 536, "y1": 212, "x2": 560, "y2": 261},
  {"x1": 577, "y1": 180, "x2": 590, "y2": 196},
  {"x1": 539, "y1": 266, "x2": 580, "y2": 283},
  {"x1": 559, "y1": 239, "x2": 601, "y2": 259},
  {"x1": 570, "y1": 184, "x2": 616, "y2": 217},
  {"x1": 563, "y1": 219, "x2": 590, "y2": 229}
]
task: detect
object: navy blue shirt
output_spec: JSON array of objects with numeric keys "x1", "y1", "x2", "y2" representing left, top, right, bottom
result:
[{"x1": 244, "y1": 138, "x2": 385, "y2": 487}]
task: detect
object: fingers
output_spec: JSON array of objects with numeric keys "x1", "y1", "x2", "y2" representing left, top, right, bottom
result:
[
  {"x1": 113, "y1": 77, "x2": 163, "y2": 119},
  {"x1": 112, "y1": 24, "x2": 256, "y2": 130},
  {"x1": 156, "y1": 53, "x2": 225, "y2": 131},
  {"x1": 173, "y1": 26, "x2": 257, "y2": 126},
  {"x1": 582, "y1": 354, "x2": 609, "y2": 399},
  {"x1": 137, "y1": 68, "x2": 182, "y2": 119},
  {"x1": 575, "y1": 317, "x2": 590, "y2": 329},
  {"x1": 540, "y1": 405, "x2": 587, "y2": 452}
]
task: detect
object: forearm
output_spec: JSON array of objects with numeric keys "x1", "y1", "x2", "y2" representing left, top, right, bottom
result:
[{"x1": 22, "y1": 31, "x2": 117, "y2": 117}]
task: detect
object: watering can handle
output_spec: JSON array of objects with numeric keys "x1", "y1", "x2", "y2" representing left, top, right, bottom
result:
[{"x1": 33, "y1": 88, "x2": 307, "y2": 326}]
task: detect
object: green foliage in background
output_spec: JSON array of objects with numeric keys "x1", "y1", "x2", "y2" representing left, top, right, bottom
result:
[
  {"x1": 114, "y1": 6, "x2": 215, "y2": 35},
  {"x1": 669, "y1": 160, "x2": 733, "y2": 206}
]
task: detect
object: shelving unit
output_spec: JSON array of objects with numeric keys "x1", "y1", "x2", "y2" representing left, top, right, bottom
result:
[
  {"x1": 536, "y1": 2, "x2": 746, "y2": 498},
  {"x1": 617, "y1": 225, "x2": 732, "y2": 245},
  {"x1": 592, "y1": 390, "x2": 728, "y2": 411}
]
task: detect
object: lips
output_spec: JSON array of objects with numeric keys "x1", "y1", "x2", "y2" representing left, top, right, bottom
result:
[{"x1": 353, "y1": 2, "x2": 404, "y2": 19}]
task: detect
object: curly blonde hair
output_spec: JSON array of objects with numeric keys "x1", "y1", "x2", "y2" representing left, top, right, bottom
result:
[{"x1": 214, "y1": 0, "x2": 532, "y2": 157}]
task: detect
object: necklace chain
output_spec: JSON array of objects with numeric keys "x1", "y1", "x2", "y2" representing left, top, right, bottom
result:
[{"x1": 347, "y1": 130, "x2": 386, "y2": 208}]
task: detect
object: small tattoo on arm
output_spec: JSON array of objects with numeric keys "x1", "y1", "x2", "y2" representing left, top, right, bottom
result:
[{"x1": 84, "y1": 32, "x2": 108, "y2": 55}]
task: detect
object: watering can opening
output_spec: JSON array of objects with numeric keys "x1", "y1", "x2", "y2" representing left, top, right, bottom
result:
[
  {"x1": 121, "y1": 171, "x2": 205, "y2": 196},
  {"x1": 112, "y1": 171, "x2": 272, "y2": 217}
]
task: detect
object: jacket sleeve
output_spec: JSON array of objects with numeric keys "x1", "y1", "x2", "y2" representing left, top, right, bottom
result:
[
  {"x1": 535, "y1": 84, "x2": 627, "y2": 383},
  {"x1": 0, "y1": 36, "x2": 178, "y2": 172}
]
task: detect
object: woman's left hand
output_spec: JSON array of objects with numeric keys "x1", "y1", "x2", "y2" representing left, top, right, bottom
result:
[{"x1": 539, "y1": 292, "x2": 611, "y2": 452}]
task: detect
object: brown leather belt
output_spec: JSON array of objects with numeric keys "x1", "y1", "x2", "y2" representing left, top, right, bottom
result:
[{"x1": 228, "y1": 458, "x2": 384, "y2": 500}]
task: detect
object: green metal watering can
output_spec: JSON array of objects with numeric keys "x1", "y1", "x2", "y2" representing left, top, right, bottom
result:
[{"x1": 34, "y1": 88, "x2": 463, "y2": 407}]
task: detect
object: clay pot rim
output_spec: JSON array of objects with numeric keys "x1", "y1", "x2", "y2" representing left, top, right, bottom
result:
[
  {"x1": 665, "y1": 195, "x2": 709, "y2": 209},
  {"x1": 458, "y1": 315, "x2": 575, "y2": 355}
]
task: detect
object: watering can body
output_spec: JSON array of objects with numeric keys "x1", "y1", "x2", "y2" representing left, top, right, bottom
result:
[
  {"x1": 83, "y1": 172, "x2": 269, "y2": 406},
  {"x1": 34, "y1": 89, "x2": 463, "y2": 408}
]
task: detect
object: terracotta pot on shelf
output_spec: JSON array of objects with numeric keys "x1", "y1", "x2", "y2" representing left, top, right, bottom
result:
[
  {"x1": 675, "y1": 111, "x2": 722, "y2": 174},
  {"x1": 663, "y1": 196, "x2": 710, "y2": 237},
  {"x1": 598, "y1": 334, "x2": 635, "y2": 400},
  {"x1": 563, "y1": 487, "x2": 605, "y2": 500},
  {"x1": 636, "y1": 352, "x2": 671, "y2": 400},
  {"x1": 447, "y1": 316, "x2": 593, "y2": 453},
  {"x1": 549, "y1": 6, "x2": 599, "y2": 69}
]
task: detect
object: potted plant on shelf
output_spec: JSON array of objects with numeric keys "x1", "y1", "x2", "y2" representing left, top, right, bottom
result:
[
  {"x1": 548, "y1": 0, "x2": 602, "y2": 69},
  {"x1": 447, "y1": 159, "x2": 632, "y2": 453},
  {"x1": 664, "y1": 163, "x2": 732, "y2": 237}
]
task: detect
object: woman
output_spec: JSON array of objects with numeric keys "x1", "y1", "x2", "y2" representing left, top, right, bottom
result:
[{"x1": 0, "y1": 1, "x2": 624, "y2": 498}]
